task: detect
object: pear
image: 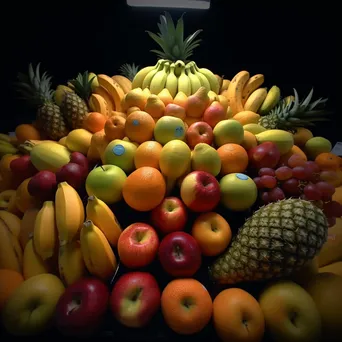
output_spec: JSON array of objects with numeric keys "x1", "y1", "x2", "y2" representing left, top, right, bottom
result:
[{"x1": 191, "y1": 143, "x2": 221, "y2": 177}]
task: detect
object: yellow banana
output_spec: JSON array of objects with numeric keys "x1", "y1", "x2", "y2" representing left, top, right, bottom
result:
[
  {"x1": 132, "y1": 62, "x2": 159, "y2": 89},
  {"x1": 221, "y1": 79, "x2": 231, "y2": 92},
  {"x1": 80, "y1": 220, "x2": 117, "y2": 281},
  {"x1": 112, "y1": 75, "x2": 132, "y2": 94},
  {"x1": 241, "y1": 74, "x2": 264, "y2": 104},
  {"x1": 58, "y1": 240, "x2": 87, "y2": 286},
  {"x1": 93, "y1": 86, "x2": 115, "y2": 112},
  {"x1": 97, "y1": 74, "x2": 125, "y2": 112},
  {"x1": 259, "y1": 85, "x2": 281, "y2": 115},
  {"x1": 33, "y1": 201, "x2": 58, "y2": 260},
  {"x1": 88, "y1": 93, "x2": 108, "y2": 116},
  {"x1": 55, "y1": 181, "x2": 85, "y2": 245},
  {"x1": 19, "y1": 207, "x2": 40, "y2": 250},
  {"x1": 165, "y1": 63, "x2": 178, "y2": 98},
  {"x1": 0, "y1": 218, "x2": 23, "y2": 273},
  {"x1": 86, "y1": 195, "x2": 122, "y2": 247},
  {"x1": 0, "y1": 142, "x2": 19, "y2": 157},
  {"x1": 185, "y1": 63, "x2": 201, "y2": 94},
  {"x1": 0, "y1": 210, "x2": 21, "y2": 237},
  {"x1": 0, "y1": 133, "x2": 11, "y2": 143},
  {"x1": 176, "y1": 61, "x2": 191, "y2": 96},
  {"x1": 191, "y1": 62, "x2": 211, "y2": 93},
  {"x1": 142, "y1": 60, "x2": 166, "y2": 90},
  {"x1": 149, "y1": 61, "x2": 170, "y2": 95},
  {"x1": 193, "y1": 62, "x2": 220, "y2": 94},
  {"x1": 23, "y1": 238, "x2": 50, "y2": 279},
  {"x1": 226, "y1": 70, "x2": 250, "y2": 115},
  {"x1": 244, "y1": 88, "x2": 268, "y2": 112}
]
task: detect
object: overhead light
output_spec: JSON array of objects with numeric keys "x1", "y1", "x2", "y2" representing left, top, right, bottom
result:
[{"x1": 127, "y1": 0, "x2": 210, "y2": 10}]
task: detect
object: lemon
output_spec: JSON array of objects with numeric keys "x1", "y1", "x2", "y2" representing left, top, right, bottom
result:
[{"x1": 191, "y1": 143, "x2": 221, "y2": 177}]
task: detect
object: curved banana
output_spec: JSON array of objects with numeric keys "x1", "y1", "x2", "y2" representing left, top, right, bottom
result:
[
  {"x1": 0, "y1": 141, "x2": 19, "y2": 158},
  {"x1": 58, "y1": 240, "x2": 87, "y2": 286},
  {"x1": 185, "y1": 62, "x2": 201, "y2": 94},
  {"x1": 142, "y1": 60, "x2": 166, "y2": 90},
  {"x1": 259, "y1": 85, "x2": 281, "y2": 115},
  {"x1": 19, "y1": 208, "x2": 40, "y2": 250},
  {"x1": 0, "y1": 210, "x2": 21, "y2": 238},
  {"x1": 112, "y1": 75, "x2": 132, "y2": 94},
  {"x1": 241, "y1": 74, "x2": 265, "y2": 104},
  {"x1": 93, "y1": 86, "x2": 115, "y2": 112},
  {"x1": 165, "y1": 63, "x2": 178, "y2": 98},
  {"x1": 33, "y1": 201, "x2": 58, "y2": 260},
  {"x1": 86, "y1": 195, "x2": 122, "y2": 247},
  {"x1": 97, "y1": 75, "x2": 125, "y2": 112},
  {"x1": 132, "y1": 62, "x2": 159, "y2": 89},
  {"x1": 176, "y1": 61, "x2": 191, "y2": 96},
  {"x1": 80, "y1": 220, "x2": 117, "y2": 281},
  {"x1": 23, "y1": 238, "x2": 50, "y2": 279},
  {"x1": 226, "y1": 70, "x2": 250, "y2": 115},
  {"x1": 193, "y1": 62, "x2": 220, "y2": 94},
  {"x1": 221, "y1": 79, "x2": 230, "y2": 92},
  {"x1": 149, "y1": 61, "x2": 170, "y2": 95},
  {"x1": 191, "y1": 62, "x2": 210, "y2": 92},
  {"x1": 88, "y1": 93, "x2": 108, "y2": 116},
  {"x1": 244, "y1": 88, "x2": 268, "y2": 112},
  {"x1": 0, "y1": 218, "x2": 23, "y2": 273},
  {"x1": 55, "y1": 181, "x2": 85, "y2": 245}
]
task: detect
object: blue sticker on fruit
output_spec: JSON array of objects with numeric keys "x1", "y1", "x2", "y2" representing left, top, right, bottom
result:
[
  {"x1": 113, "y1": 144, "x2": 125, "y2": 156},
  {"x1": 236, "y1": 173, "x2": 248, "y2": 180},
  {"x1": 174, "y1": 126, "x2": 184, "y2": 137},
  {"x1": 132, "y1": 119, "x2": 139, "y2": 126}
]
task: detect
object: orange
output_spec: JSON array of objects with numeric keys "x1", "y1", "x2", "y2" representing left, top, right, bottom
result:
[
  {"x1": 293, "y1": 127, "x2": 313, "y2": 147},
  {"x1": 191, "y1": 212, "x2": 232, "y2": 256},
  {"x1": 213, "y1": 288, "x2": 265, "y2": 342},
  {"x1": 15, "y1": 124, "x2": 41, "y2": 144},
  {"x1": 134, "y1": 141, "x2": 163, "y2": 170},
  {"x1": 161, "y1": 278, "x2": 213, "y2": 335},
  {"x1": 104, "y1": 116, "x2": 126, "y2": 141},
  {"x1": 83, "y1": 112, "x2": 106, "y2": 133},
  {"x1": 217, "y1": 143, "x2": 249, "y2": 175},
  {"x1": 0, "y1": 269, "x2": 24, "y2": 310},
  {"x1": 122, "y1": 166, "x2": 166, "y2": 211},
  {"x1": 124, "y1": 110, "x2": 155, "y2": 144},
  {"x1": 241, "y1": 130, "x2": 257, "y2": 150},
  {"x1": 315, "y1": 152, "x2": 341, "y2": 171}
]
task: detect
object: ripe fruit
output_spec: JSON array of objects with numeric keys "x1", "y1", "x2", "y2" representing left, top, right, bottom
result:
[
  {"x1": 248, "y1": 141, "x2": 281, "y2": 169},
  {"x1": 0, "y1": 269, "x2": 24, "y2": 311},
  {"x1": 124, "y1": 110, "x2": 155, "y2": 143},
  {"x1": 134, "y1": 140, "x2": 163, "y2": 169},
  {"x1": 217, "y1": 143, "x2": 249, "y2": 175}
]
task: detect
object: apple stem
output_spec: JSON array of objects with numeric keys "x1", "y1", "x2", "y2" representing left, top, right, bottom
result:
[
  {"x1": 83, "y1": 220, "x2": 93, "y2": 228},
  {"x1": 100, "y1": 166, "x2": 105, "y2": 171}
]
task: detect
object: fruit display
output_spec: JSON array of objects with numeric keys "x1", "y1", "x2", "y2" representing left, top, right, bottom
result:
[{"x1": 0, "y1": 10, "x2": 340, "y2": 341}]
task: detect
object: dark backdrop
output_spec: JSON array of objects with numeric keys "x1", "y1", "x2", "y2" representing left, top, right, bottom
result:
[{"x1": 2, "y1": 1, "x2": 338, "y2": 142}]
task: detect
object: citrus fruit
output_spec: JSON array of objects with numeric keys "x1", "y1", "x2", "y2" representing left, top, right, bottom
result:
[
  {"x1": 213, "y1": 119, "x2": 244, "y2": 147},
  {"x1": 315, "y1": 152, "x2": 340, "y2": 171},
  {"x1": 134, "y1": 141, "x2": 163, "y2": 170},
  {"x1": 305, "y1": 137, "x2": 332, "y2": 160},
  {"x1": 191, "y1": 143, "x2": 221, "y2": 177},
  {"x1": 0, "y1": 269, "x2": 24, "y2": 310},
  {"x1": 241, "y1": 130, "x2": 257, "y2": 150},
  {"x1": 154, "y1": 116, "x2": 186, "y2": 145},
  {"x1": 104, "y1": 116, "x2": 126, "y2": 141},
  {"x1": 217, "y1": 143, "x2": 249, "y2": 175},
  {"x1": 83, "y1": 112, "x2": 106, "y2": 133},
  {"x1": 293, "y1": 127, "x2": 313, "y2": 147},
  {"x1": 124, "y1": 110, "x2": 155, "y2": 143},
  {"x1": 15, "y1": 124, "x2": 41, "y2": 144}
]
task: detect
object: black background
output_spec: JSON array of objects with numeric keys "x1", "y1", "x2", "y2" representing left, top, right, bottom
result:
[{"x1": 2, "y1": 0, "x2": 338, "y2": 143}]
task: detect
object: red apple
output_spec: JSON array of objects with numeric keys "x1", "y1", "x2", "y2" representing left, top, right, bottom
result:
[
  {"x1": 27, "y1": 170, "x2": 57, "y2": 201},
  {"x1": 110, "y1": 272, "x2": 161, "y2": 328},
  {"x1": 117, "y1": 223, "x2": 159, "y2": 268},
  {"x1": 55, "y1": 277, "x2": 109, "y2": 337},
  {"x1": 10, "y1": 155, "x2": 38, "y2": 183},
  {"x1": 70, "y1": 151, "x2": 89, "y2": 172},
  {"x1": 180, "y1": 171, "x2": 221, "y2": 212},
  {"x1": 248, "y1": 142, "x2": 281, "y2": 169},
  {"x1": 186, "y1": 121, "x2": 214, "y2": 149},
  {"x1": 56, "y1": 162, "x2": 87, "y2": 189},
  {"x1": 150, "y1": 197, "x2": 188, "y2": 235},
  {"x1": 158, "y1": 231, "x2": 202, "y2": 277},
  {"x1": 202, "y1": 101, "x2": 226, "y2": 128}
]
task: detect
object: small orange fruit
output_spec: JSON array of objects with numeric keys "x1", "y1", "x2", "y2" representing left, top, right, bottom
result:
[
  {"x1": 104, "y1": 116, "x2": 126, "y2": 141},
  {"x1": 134, "y1": 141, "x2": 163, "y2": 170},
  {"x1": 315, "y1": 152, "x2": 341, "y2": 171},
  {"x1": 122, "y1": 166, "x2": 166, "y2": 211},
  {"x1": 241, "y1": 130, "x2": 257, "y2": 150},
  {"x1": 15, "y1": 124, "x2": 41, "y2": 144},
  {"x1": 217, "y1": 143, "x2": 249, "y2": 175},
  {"x1": 161, "y1": 278, "x2": 213, "y2": 335},
  {"x1": 124, "y1": 111, "x2": 155, "y2": 144},
  {"x1": 0, "y1": 269, "x2": 24, "y2": 310},
  {"x1": 293, "y1": 127, "x2": 313, "y2": 147},
  {"x1": 83, "y1": 112, "x2": 107, "y2": 133}
]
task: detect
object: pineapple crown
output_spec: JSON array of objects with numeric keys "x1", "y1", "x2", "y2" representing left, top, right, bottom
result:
[
  {"x1": 68, "y1": 71, "x2": 94, "y2": 101},
  {"x1": 146, "y1": 11, "x2": 202, "y2": 62},
  {"x1": 119, "y1": 63, "x2": 140, "y2": 81}
]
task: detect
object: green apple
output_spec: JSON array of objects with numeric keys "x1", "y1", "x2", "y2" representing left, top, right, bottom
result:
[
  {"x1": 154, "y1": 116, "x2": 186, "y2": 145},
  {"x1": 259, "y1": 280, "x2": 322, "y2": 342},
  {"x1": 1, "y1": 273, "x2": 65, "y2": 336},
  {"x1": 213, "y1": 119, "x2": 244, "y2": 147},
  {"x1": 103, "y1": 139, "x2": 138, "y2": 173},
  {"x1": 86, "y1": 164, "x2": 127, "y2": 204},
  {"x1": 191, "y1": 143, "x2": 221, "y2": 177}
]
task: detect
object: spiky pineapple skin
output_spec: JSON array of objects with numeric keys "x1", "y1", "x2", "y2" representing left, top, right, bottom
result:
[
  {"x1": 61, "y1": 92, "x2": 89, "y2": 129},
  {"x1": 209, "y1": 199, "x2": 328, "y2": 285},
  {"x1": 258, "y1": 114, "x2": 278, "y2": 129}
]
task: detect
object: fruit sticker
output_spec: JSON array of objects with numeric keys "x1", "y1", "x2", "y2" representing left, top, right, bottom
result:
[
  {"x1": 175, "y1": 126, "x2": 184, "y2": 138},
  {"x1": 113, "y1": 144, "x2": 125, "y2": 156},
  {"x1": 236, "y1": 173, "x2": 248, "y2": 181},
  {"x1": 132, "y1": 119, "x2": 139, "y2": 126}
]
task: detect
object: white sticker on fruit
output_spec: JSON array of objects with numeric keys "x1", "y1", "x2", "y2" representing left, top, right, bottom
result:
[{"x1": 331, "y1": 142, "x2": 342, "y2": 156}]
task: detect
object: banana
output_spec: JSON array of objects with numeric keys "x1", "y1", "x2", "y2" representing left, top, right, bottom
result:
[
  {"x1": 241, "y1": 74, "x2": 265, "y2": 104},
  {"x1": 55, "y1": 181, "x2": 85, "y2": 245},
  {"x1": 23, "y1": 238, "x2": 50, "y2": 279},
  {"x1": 142, "y1": 60, "x2": 166, "y2": 90},
  {"x1": 0, "y1": 189, "x2": 16, "y2": 210},
  {"x1": 185, "y1": 62, "x2": 201, "y2": 94},
  {"x1": 176, "y1": 61, "x2": 191, "y2": 96},
  {"x1": 165, "y1": 63, "x2": 178, "y2": 98},
  {"x1": 80, "y1": 220, "x2": 117, "y2": 281},
  {"x1": 0, "y1": 141, "x2": 19, "y2": 157},
  {"x1": 93, "y1": 86, "x2": 115, "y2": 112},
  {"x1": 112, "y1": 75, "x2": 132, "y2": 94},
  {"x1": 97, "y1": 75, "x2": 125, "y2": 112},
  {"x1": 149, "y1": 61, "x2": 170, "y2": 95},
  {"x1": 0, "y1": 210, "x2": 21, "y2": 237},
  {"x1": 0, "y1": 218, "x2": 23, "y2": 273},
  {"x1": 33, "y1": 201, "x2": 58, "y2": 260},
  {"x1": 88, "y1": 93, "x2": 108, "y2": 116},
  {"x1": 193, "y1": 62, "x2": 220, "y2": 94},
  {"x1": 19, "y1": 207, "x2": 40, "y2": 250},
  {"x1": 132, "y1": 62, "x2": 159, "y2": 89},
  {"x1": 226, "y1": 70, "x2": 250, "y2": 115},
  {"x1": 191, "y1": 62, "x2": 210, "y2": 92},
  {"x1": 244, "y1": 88, "x2": 268, "y2": 112},
  {"x1": 259, "y1": 85, "x2": 281, "y2": 115},
  {"x1": 0, "y1": 133, "x2": 11, "y2": 143},
  {"x1": 221, "y1": 79, "x2": 231, "y2": 92},
  {"x1": 58, "y1": 240, "x2": 87, "y2": 286},
  {"x1": 86, "y1": 195, "x2": 122, "y2": 247}
]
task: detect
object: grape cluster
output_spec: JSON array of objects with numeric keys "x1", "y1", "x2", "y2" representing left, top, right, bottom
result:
[{"x1": 252, "y1": 154, "x2": 342, "y2": 227}]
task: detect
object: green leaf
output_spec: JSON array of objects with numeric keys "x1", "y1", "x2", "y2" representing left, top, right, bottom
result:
[
  {"x1": 146, "y1": 31, "x2": 166, "y2": 50},
  {"x1": 184, "y1": 30, "x2": 203, "y2": 45},
  {"x1": 164, "y1": 12, "x2": 176, "y2": 46},
  {"x1": 175, "y1": 14, "x2": 184, "y2": 49}
]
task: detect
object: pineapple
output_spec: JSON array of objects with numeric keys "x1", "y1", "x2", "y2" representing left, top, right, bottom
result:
[
  {"x1": 209, "y1": 199, "x2": 328, "y2": 285},
  {"x1": 259, "y1": 88, "x2": 330, "y2": 130},
  {"x1": 119, "y1": 63, "x2": 139, "y2": 82},
  {"x1": 15, "y1": 63, "x2": 69, "y2": 140},
  {"x1": 61, "y1": 71, "x2": 94, "y2": 129}
]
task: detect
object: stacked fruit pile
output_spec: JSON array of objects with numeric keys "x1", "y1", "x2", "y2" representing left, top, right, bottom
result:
[{"x1": 1, "y1": 11, "x2": 342, "y2": 342}]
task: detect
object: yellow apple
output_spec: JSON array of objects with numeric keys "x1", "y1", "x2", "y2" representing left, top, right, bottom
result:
[{"x1": 1, "y1": 273, "x2": 65, "y2": 336}]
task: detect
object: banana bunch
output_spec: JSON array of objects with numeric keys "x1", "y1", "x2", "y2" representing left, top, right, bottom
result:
[
  {"x1": 0, "y1": 134, "x2": 19, "y2": 158},
  {"x1": 132, "y1": 59, "x2": 220, "y2": 97}
]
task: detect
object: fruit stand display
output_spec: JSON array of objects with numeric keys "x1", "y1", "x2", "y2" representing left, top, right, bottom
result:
[{"x1": 1, "y1": 11, "x2": 342, "y2": 341}]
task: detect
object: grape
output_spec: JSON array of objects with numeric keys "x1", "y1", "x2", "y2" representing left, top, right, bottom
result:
[
  {"x1": 292, "y1": 166, "x2": 310, "y2": 180},
  {"x1": 288, "y1": 154, "x2": 306, "y2": 168},
  {"x1": 253, "y1": 177, "x2": 264, "y2": 189},
  {"x1": 275, "y1": 166, "x2": 293, "y2": 180},
  {"x1": 323, "y1": 201, "x2": 342, "y2": 218},
  {"x1": 316, "y1": 181, "x2": 336, "y2": 197},
  {"x1": 260, "y1": 191, "x2": 270, "y2": 204},
  {"x1": 259, "y1": 168, "x2": 276, "y2": 177},
  {"x1": 304, "y1": 161, "x2": 321, "y2": 174},
  {"x1": 303, "y1": 184, "x2": 322, "y2": 201},
  {"x1": 260, "y1": 175, "x2": 277, "y2": 189},
  {"x1": 268, "y1": 187, "x2": 285, "y2": 202},
  {"x1": 327, "y1": 217, "x2": 336, "y2": 227},
  {"x1": 282, "y1": 178, "x2": 301, "y2": 196}
]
